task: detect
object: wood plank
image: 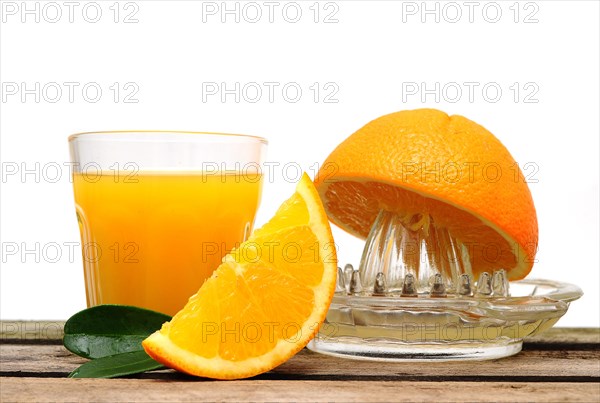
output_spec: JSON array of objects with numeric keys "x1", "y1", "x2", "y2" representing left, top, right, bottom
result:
[
  {"x1": 526, "y1": 327, "x2": 600, "y2": 345},
  {"x1": 1, "y1": 378, "x2": 598, "y2": 403},
  {"x1": 1, "y1": 321, "x2": 599, "y2": 345},
  {"x1": 1, "y1": 321, "x2": 64, "y2": 341},
  {"x1": 0, "y1": 344, "x2": 86, "y2": 375},
  {"x1": 2, "y1": 344, "x2": 598, "y2": 380}
]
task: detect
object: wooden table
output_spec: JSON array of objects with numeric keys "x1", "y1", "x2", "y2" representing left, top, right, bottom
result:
[{"x1": 1, "y1": 322, "x2": 599, "y2": 402}]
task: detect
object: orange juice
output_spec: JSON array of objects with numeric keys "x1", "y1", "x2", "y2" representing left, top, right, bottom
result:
[{"x1": 72, "y1": 172, "x2": 263, "y2": 315}]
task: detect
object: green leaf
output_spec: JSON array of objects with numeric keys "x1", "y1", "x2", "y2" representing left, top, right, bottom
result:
[
  {"x1": 68, "y1": 350, "x2": 164, "y2": 378},
  {"x1": 63, "y1": 305, "x2": 171, "y2": 359}
]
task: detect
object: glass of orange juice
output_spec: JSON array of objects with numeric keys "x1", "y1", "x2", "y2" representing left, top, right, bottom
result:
[{"x1": 69, "y1": 131, "x2": 267, "y2": 315}]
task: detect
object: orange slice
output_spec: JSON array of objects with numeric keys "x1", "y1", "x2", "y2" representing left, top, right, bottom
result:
[
  {"x1": 315, "y1": 109, "x2": 538, "y2": 280},
  {"x1": 143, "y1": 173, "x2": 337, "y2": 379}
]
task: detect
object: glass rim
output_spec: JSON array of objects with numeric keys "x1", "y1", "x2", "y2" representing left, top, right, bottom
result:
[{"x1": 68, "y1": 130, "x2": 268, "y2": 145}]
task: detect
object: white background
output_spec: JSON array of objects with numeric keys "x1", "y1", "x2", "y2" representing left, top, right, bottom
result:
[{"x1": 1, "y1": 0, "x2": 598, "y2": 326}]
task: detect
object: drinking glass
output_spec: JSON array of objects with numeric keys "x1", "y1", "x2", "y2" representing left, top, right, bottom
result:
[{"x1": 69, "y1": 131, "x2": 267, "y2": 315}]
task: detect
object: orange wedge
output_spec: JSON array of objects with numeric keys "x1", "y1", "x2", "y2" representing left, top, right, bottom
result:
[
  {"x1": 315, "y1": 109, "x2": 538, "y2": 280},
  {"x1": 143, "y1": 173, "x2": 337, "y2": 379}
]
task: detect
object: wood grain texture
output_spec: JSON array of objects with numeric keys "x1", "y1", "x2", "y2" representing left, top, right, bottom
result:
[
  {"x1": 2, "y1": 321, "x2": 598, "y2": 344},
  {"x1": 1, "y1": 378, "x2": 599, "y2": 403},
  {"x1": 2, "y1": 344, "x2": 599, "y2": 380},
  {"x1": 1, "y1": 321, "x2": 64, "y2": 341},
  {"x1": 526, "y1": 327, "x2": 600, "y2": 345},
  {"x1": 1, "y1": 323, "x2": 599, "y2": 402}
]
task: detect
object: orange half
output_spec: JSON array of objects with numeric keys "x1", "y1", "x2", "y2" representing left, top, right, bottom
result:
[{"x1": 315, "y1": 109, "x2": 538, "y2": 280}]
